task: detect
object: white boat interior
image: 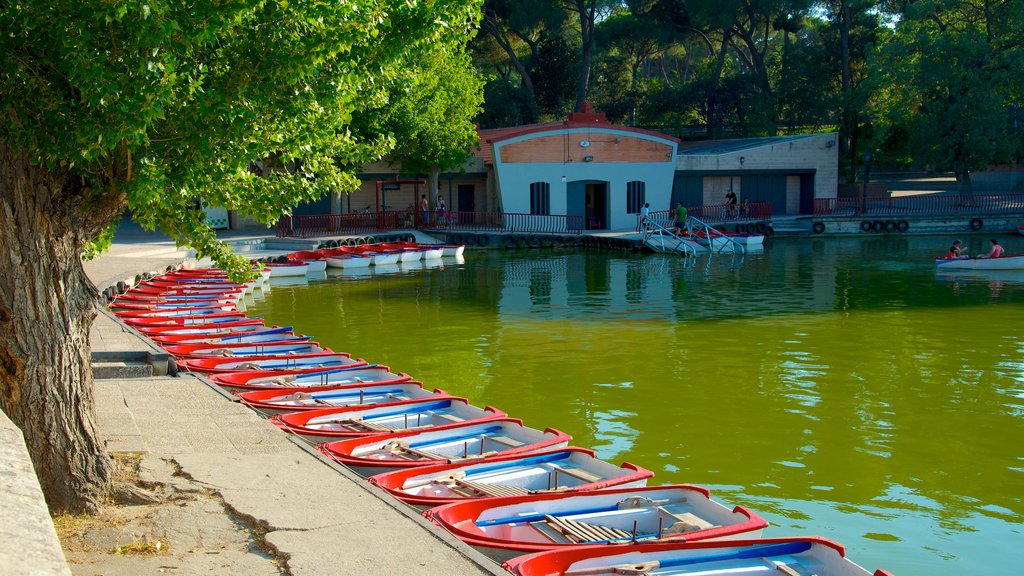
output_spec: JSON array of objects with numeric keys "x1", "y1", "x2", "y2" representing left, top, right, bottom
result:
[{"x1": 398, "y1": 451, "x2": 645, "y2": 499}]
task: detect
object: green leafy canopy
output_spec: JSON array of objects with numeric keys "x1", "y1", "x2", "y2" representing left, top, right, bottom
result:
[{"x1": 1, "y1": 0, "x2": 483, "y2": 280}]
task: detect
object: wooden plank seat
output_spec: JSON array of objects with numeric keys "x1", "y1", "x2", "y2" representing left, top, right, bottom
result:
[
  {"x1": 541, "y1": 514, "x2": 632, "y2": 544},
  {"x1": 449, "y1": 478, "x2": 530, "y2": 498},
  {"x1": 658, "y1": 508, "x2": 715, "y2": 535},
  {"x1": 481, "y1": 434, "x2": 524, "y2": 448},
  {"x1": 548, "y1": 464, "x2": 602, "y2": 484},
  {"x1": 434, "y1": 413, "x2": 464, "y2": 423}
]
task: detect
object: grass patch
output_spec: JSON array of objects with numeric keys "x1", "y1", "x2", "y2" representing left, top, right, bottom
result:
[
  {"x1": 52, "y1": 511, "x2": 95, "y2": 538},
  {"x1": 111, "y1": 537, "x2": 168, "y2": 555},
  {"x1": 110, "y1": 451, "x2": 144, "y2": 483}
]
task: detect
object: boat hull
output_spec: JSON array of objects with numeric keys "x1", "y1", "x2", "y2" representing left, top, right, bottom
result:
[
  {"x1": 368, "y1": 448, "x2": 652, "y2": 508},
  {"x1": 238, "y1": 384, "x2": 446, "y2": 416},
  {"x1": 270, "y1": 398, "x2": 506, "y2": 441},
  {"x1": 503, "y1": 537, "x2": 894, "y2": 576},
  {"x1": 318, "y1": 419, "x2": 572, "y2": 476},
  {"x1": 935, "y1": 254, "x2": 1024, "y2": 270},
  {"x1": 210, "y1": 366, "x2": 409, "y2": 393},
  {"x1": 424, "y1": 484, "x2": 767, "y2": 563}
]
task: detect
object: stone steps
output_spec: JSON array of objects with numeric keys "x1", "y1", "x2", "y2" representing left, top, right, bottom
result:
[{"x1": 92, "y1": 360, "x2": 154, "y2": 379}]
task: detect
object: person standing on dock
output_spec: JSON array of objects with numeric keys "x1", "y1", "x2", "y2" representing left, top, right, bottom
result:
[
  {"x1": 674, "y1": 202, "x2": 687, "y2": 236},
  {"x1": 419, "y1": 194, "x2": 429, "y2": 227},
  {"x1": 436, "y1": 195, "x2": 447, "y2": 226},
  {"x1": 725, "y1": 190, "x2": 737, "y2": 217}
]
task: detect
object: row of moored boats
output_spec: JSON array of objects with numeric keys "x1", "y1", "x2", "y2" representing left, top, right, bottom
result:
[{"x1": 109, "y1": 245, "x2": 894, "y2": 576}]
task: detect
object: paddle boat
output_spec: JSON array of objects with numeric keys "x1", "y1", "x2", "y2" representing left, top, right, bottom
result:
[
  {"x1": 209, "y1": 365, "x2": 410, "y2": 393},
  {"x1": 725, "y1": 232, "x2": 765, "y2": 247},
  {"x1": 502, "y1": 536, "x2": 895, "y2": 576},
  {"x1": 375, "y1": 242, "x2": 426, "y2": 262},
  {"x1": 286, "y1": 251, "x2": 329, "y2": 272},
  {"x1": 317, "y1": 418, "x2": 572, "y2": 476},
  {"x1": 265, "y1": 261, "x2": 310, "y2": 277},
  {"x1": 935, "y1": 254, "x2": 1024, "y2": 270},
  {"x1": 441, "y1": 243, "x2": 465, "y2": 257},
  {"x1": 237, "y1": 383, "x2": 446, "y2": 416},
  {"x1": 162, "y1": 341, "x2": 329, "y2": 360},
  {"x1": 319, "y1": 249, "x2": 373, "y2": 269},
  {"x1": 121, "y1": 312, "x2": 249, "y2": 327},
  {"x1": 137, "y1": 318, "x2": 266, "y2": 336},
  {"x1": 368, "y1": 448, "x2": 653, "y2": 508},
  {"x1": 149, "y1": 325, "x2": 299, "y2": 345},
  {"x1": 347, "y1": 246, "x2": 403, "y2": 266},
  {"x1": 269, "y1": 397, "x2": 506, "y2": 441},
  {"x1": 176, "y1": 352, "x2": 365, "y2": 374},
  {"x1": 423, "y1": 484, "x2": 767, "y2": 562}
]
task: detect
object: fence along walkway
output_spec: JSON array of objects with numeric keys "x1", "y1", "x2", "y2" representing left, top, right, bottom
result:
[
  {"x1": 277, "y1": 203, "x2": 775, "y2": 239},
  {"x1": 276, "y1": 210, "x2": 586, "y2": 238},
  {"x1": 813, "y1": 193, "x2": 1024, "y2": 216}
]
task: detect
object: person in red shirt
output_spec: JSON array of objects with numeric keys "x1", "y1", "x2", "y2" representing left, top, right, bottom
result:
[
  {"x1": 986, "y1": 239, "x2": 1004, "y2": 258},
  {"x1": 945, "y1": 239, "x2": 966, "y2": 260}
]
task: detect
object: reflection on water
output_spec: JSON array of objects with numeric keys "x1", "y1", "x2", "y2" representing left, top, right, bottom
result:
[{"x1": 247, "y1": 236, "x2": 1024, "y2": 576}]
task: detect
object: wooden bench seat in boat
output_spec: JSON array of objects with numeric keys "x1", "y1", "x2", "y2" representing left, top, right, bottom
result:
[
  {"x1": 481, "y1": 434, "x2": 523, "y2": 448},
  {"x1": 449, "y1": 478, "x2": 530, "y2": 498},
  {"x1": 657, "y1": 508, "x2": 716, "y2": 535},
  {"x1": 536, "y1": 514, "x2": 632, "y2": 544},
  {"x1": 548, "y1": 464, "x2": 602, "y2": 484}
]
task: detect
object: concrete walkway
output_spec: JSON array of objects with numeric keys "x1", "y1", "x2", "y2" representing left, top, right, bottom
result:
[{"x1": 79, "y1": 225, "x2": 500, "y2": 576}]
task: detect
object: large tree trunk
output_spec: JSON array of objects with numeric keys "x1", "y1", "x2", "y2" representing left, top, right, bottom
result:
[
  {"x1": 572, "y1": 0, "x2": 596, "y2": 112},
  {"x1": 0, "y1": 144, "x2": 116, "y2": 513}
]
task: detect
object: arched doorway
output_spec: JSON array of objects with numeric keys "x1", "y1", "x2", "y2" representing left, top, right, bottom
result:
[{"x1": 567, "y1": 180, "x2": 609, "y2": 230}]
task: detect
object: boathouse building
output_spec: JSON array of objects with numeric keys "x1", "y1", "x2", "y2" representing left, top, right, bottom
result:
[{"x1": 253, "y1": 106, "x2": 838, "y2": 231}]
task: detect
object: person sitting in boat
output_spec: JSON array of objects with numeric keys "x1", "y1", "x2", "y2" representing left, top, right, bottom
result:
[
  {"x1": 945, "y1": 239, "x2": 966, "y2": 259},
  {"x1": 984, "y1": 238, "x2": 1004, "y2": 258}
]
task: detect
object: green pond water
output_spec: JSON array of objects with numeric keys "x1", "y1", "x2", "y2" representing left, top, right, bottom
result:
[{"x1": 246, "y1": 235, "x2": 1024, "y2": 576}]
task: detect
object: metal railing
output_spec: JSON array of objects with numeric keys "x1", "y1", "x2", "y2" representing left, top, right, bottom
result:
[
  {"x1": 638, "y1": 202, "x2": 773, "y2": 231},
  {"x1": 813, "y1": 193, "x2": 1024, "y2": 216},
  {"x1": 276, "y1": 210, "x2": 586, "y2": 238},
  {"x1": 639, "y1": 218, "x2": 698, "y2": 256}
]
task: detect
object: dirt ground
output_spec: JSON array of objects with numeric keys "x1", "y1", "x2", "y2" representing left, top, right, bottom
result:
[{"x1": 55, "y1": 453, "x2": 286, "y2": 576}]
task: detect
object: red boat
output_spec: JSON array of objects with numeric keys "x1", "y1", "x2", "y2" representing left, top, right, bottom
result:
[
  {"x1": 502, "y1": 537, "x2": 895, "y2": 576},
  {"x1": 149, "y1": 325, "x2": 294, "y2": 345},
  {"x1": 114, "y1": 306, "x2": 237, "y2": 318},
  {"x1": 269, "y1": 397, "x2": 506, "y2": 441},
  {"x1": 317, "y1": 418, "x2": 571, "y2": 476},
  {"x1": 121, "y1": 312, "x2": 249, "y2": 327},
  {"x1": 367, "y1": 448, "x2": 653, "y2": 507},
  {"x1": 176, "y1": 352, "x2": 364, "y2": 374},
  {"x1": 423, "y1": 484, "x2": 767, "y2": 561},
  {"x1": 209, "y1": 365, "x2": 409, "y2": 393},
  {"x1": 162, "y1": 341, "x2": 329, "y2": 360},
  {"x1": 237, "y1": 383, "x2": 446, "y2": 416},
  {"x1": 129, "y1": 285, "x2": 243, "y2": 297},
  {"x1": 137, "y1": 318, "x2": 266, "y2": 336}
]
